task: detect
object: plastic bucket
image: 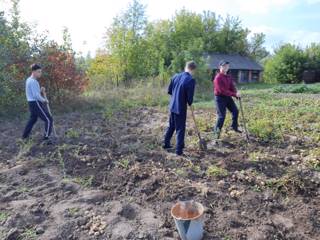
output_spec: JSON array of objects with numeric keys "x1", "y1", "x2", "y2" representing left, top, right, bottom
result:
[{"x1": 171, "y1": 201, "x2": 205, "y2": 240}]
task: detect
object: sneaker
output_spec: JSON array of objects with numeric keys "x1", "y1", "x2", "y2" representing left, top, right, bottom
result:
[
  {"x1": 42, "y1": 137, "x2": 53, "y2": 145},
  {"x1": 176, "y1": 152, "x2": 186, "y2": 157},
  {"x1": 162, "y1": 145, "x2": 173, "y2": 150},
  {"x1": 232, "y1": 128, "x2": 242, "y2": 133}
]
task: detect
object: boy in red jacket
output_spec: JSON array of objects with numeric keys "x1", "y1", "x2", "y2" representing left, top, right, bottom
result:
[{"x1": 213, "y1": 60, "x2": 241, "y2": 139}]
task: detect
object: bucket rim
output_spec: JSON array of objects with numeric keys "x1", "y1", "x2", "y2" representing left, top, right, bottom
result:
[{"x1": 171, "y1": 201, "x2": 205, "y2": 221}]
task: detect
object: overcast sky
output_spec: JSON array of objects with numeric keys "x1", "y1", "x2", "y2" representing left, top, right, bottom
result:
[{"x1": 1, "y1": 0, "x2": 320, "y2": 55}]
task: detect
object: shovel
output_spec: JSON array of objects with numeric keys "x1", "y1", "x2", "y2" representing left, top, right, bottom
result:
[
  {"x1": 41, "y1": 87, "x2": 58, "y2": 138},
  {"x1": 190, "y1": 106, "x2": 207, "y2": 151},
  {"x1": 45, "y1": 100, "x2": 58, "y2": 138},
  {"x1": 238, "y1": 98, "x2": 249, "y2": 143}
]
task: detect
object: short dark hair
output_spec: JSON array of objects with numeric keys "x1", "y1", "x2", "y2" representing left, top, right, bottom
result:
[
  {"x1": 186, "y1": 61, "x2": 197, "y2": 70},
  {"x1": 31, "y1": 64, "x2": 42, "y2": 72}
]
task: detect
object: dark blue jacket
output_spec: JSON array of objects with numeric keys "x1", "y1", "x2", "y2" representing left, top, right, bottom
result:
[{"x1": 168, "y1": 72, "x2": 196, "y2": 115}]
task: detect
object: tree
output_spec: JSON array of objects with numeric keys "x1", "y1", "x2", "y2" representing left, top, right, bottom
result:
[
  {"x1": 38, "y1": 41, "x2": 88, "y2": 102},
  {"x1": 264, "y1": 44, "x2": 306, "y2": 83},
  {"x1": 202, "y1": 11, "x2": 219, "y2": 53},
  {"x1": 248, "y1": 33, "x2": 269, "y2": 61},
  {"x1": 0, "y1": 0, "x2": 33, "y2": 115},
  {"x1": 305, "y1": 43, "x2": 320, "y2": 70},
  {"x1": 216, "y1": 16, "x2": 249, "y2": 55},
  {"x1": 91, "y1": 3, "x2": 268, "y2": 88},
  {"x1": 62, "y1": 27, "x2": 74, "y2": 54},
  {"x1": 105, "y1": 0, "x2": 149, "y2": 85}
]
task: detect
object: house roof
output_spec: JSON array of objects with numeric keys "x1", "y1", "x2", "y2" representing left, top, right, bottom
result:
[{"x1": 206, "y1": 53, "x2": 263, "y2": 71}]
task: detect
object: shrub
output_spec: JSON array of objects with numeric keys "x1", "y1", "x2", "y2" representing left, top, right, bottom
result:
[{"x1": 263, "y1": 44, "x2": 306, "y2": 84}]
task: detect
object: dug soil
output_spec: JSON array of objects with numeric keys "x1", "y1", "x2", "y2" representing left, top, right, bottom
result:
[{"x1": 0, "y1": 107, "x2": 319, "y2": 239}]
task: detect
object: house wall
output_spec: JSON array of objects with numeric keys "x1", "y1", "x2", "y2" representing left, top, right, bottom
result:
[{"x1": 211, "y1": 69, "x2": 261, "y2": 83}]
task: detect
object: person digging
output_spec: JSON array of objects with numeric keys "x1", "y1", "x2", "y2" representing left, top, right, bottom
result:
[
  {"x1": 213, "y1": 60, "x2": 242, "y2": 139},
  {"x1": 163, "y1": 61, "x2": 197, "y2": 156},
  {"x1": 22, "y1": 64, "x2": 54, "y2": 143}
]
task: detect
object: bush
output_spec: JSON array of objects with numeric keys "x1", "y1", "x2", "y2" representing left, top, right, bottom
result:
[
  {"x1": 263, "y1": 44, "x2": 306, "y2": 84},
  {"x1": 273, "y1": 84, "x2": 320, "y2": 94}
]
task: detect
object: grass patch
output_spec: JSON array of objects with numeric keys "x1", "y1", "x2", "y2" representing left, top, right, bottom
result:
[
  {"x1": 67, "y1": 207, "x2": 80, "y2": 216},
  {"x1": 248, "y1": 118, "x2": 283, "y2": 142},
  {"x1": 306, "y1": 149, "x2": 320, "y2": 171},
  {"x1": 71, "y1": 176, "x2": 94, "y2": 188},
  {"x1": 16, "y1": 139, "x2": 34, "y2": 159},
  {"x1": 65, "y1": 128, "x2": 80, "y2": 138},
  {"x1": 273, "y1": 84, "x2": 320, "y2": 94},
  {"x1": 17, "y1": 186, "x2": 30, "y2": 193},
  {"x1": 0, "y1": 212, "x2": 9, "y2": 222},
  {"x1": 19, "y1": 228, "x2": 37, "y2": 240},
  {"x1": 176, "y1": 169, "x2": 188, "y2": 177},
  {"x1": 206, "y1": 165, "x2": 228, "y2": 178},
  {"x1": 266, "y1": 170, "x2": 308, "y2": 195},
  {"x1": 117, "y1": 158, "x2": 130, "y2": 169}
]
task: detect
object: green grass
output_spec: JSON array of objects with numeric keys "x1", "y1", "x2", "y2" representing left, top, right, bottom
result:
[
  {"x1": 0, "y1": 212, "x2": 9, "y2": 222},
  {"x1": 65, "y1": 129, "x2": 80, "y2": 138},
  {"x1": 67, "y1": 207, "x2": 80, "y2": 216},
  {"x1": 72, "y1": 176, "x2": 94, "y2": 188},
  {"x1": 206, "y1": 165, "x2": 228, "y2": 177},
  {"x1": 273, "y1": 83, "x2": 320, "y2": 94},
  {"x1": 19, "y1": 228, "x2": 37, "y2": 240},
  {"x1": 117, "y1": 158, "x2": 130, "y2": 169}
]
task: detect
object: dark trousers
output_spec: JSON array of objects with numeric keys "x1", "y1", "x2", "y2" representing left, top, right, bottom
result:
[
  {"x1": 22, "y1": 101, "x2": 53, "y2": 139},
  {"x1": 215, "y1": 96, "x2": 239, "y2": 131},
  {"x1": 164, "y1": 111, "x2": 187, "y2": 155}
]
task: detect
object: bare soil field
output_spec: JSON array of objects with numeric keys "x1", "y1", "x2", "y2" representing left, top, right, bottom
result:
[{"x1": 0, "y1": 103, "x2": 319, "y2": 240}]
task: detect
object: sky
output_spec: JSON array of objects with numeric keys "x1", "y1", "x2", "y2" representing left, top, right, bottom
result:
[{"x1": 1, "y1": 0, "x2": 320, "y2": 55}]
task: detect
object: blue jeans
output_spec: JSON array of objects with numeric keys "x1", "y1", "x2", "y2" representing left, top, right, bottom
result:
[
  {"x1": 164, "y1": 111, "x2": 187, "y2": 155},
  {"x1": 215, "y1": 96, "x2": 239, "y2": 131}
]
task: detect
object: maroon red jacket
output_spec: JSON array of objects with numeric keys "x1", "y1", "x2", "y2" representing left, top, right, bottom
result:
[{"x1": 213, "y1": 73, "x2": 237, "y2": 97}]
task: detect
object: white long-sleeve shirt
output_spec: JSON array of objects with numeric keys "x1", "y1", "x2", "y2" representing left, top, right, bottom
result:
[{"x1": 25, "y1": 76, "x2": 46, "y2": 102}]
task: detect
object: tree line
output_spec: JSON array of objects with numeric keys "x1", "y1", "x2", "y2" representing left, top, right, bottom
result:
[
  {"x1": 1, "y1": 0, "x2": 319, "y2": 116},
  {"x1": 88, "y1": 0, "x2": 269, "y2": 89}
]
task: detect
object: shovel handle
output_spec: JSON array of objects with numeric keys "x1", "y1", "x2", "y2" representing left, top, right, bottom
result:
[
  {"x1": 190, "y1": 106, "x2": 201, "y2": 138},
  {"x1": 45, "y1": 98, "x2": 58, "y2": 138},
  {"x1": 238, "y1": 98, "x2": 249, "y2": 142}
]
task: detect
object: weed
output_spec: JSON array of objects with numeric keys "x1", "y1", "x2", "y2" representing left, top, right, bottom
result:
[
  {"x1": 306, "y1": 149, "x2": 320, "y2": 171},
  {"x1": 307, "y1": 158, "x2": 320, "y2": 172},
  {"x1": 252, "y1": 185, "x2": 262, "y2": 192},
  {"x1": 266, "y1": 170, "x2": 306, "y2": 195},
  {"x1": 17, "y1": 186, "x2": 30, "y2": 193},
  {"x1": 20, "y1": 228, "x2": 37, "y2": 240},
  {"x1": 118, "y1": 158, "x2": 130, "y2": 169},
  {"x1": 66, "y1": 128, "x2": 80, "y2": 138},
  {"x1": 249, "y1": 151, "x2": 264, "y2": 162},
  {"x1": 206, "y1": 165, "x2": 228, "y2": 178},
  {"x1": 72, "y1": 176, "x2": 94, "y2": 188},
  {"x1": 67, "y1": 207, "x2": 80, "y2": 216},
  {"x1": 0, "y1": 212, "x2": 9, "y2": 222},
  {"x1": 16, "y1": 138, "x2": 34, "y2": 159},
  {"x1": 248, "y1": 118, "x2": 282, "y2": 142},
  {"x1": 176, "y1": 169, "x2": 187, "y2": 177}
]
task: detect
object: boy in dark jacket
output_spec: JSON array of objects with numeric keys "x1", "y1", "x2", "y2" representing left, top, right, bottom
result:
[
  {"x1": 163, "y1": 61, "x2": 197, "y2": 156},
  {"x1": 213, "y1": 60, "x2": 241, "y2": 139}
]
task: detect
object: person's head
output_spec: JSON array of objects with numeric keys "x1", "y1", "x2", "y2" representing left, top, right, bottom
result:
[
  {"x1": 31, "y1": 64, "x2": 42, "y2": 79},
  {"x1": 219, "y1": 60, "x2": 230, "y2": 74},
  {"x1": 185, "y1": 61, "x2": 197, "y2": 75}
]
